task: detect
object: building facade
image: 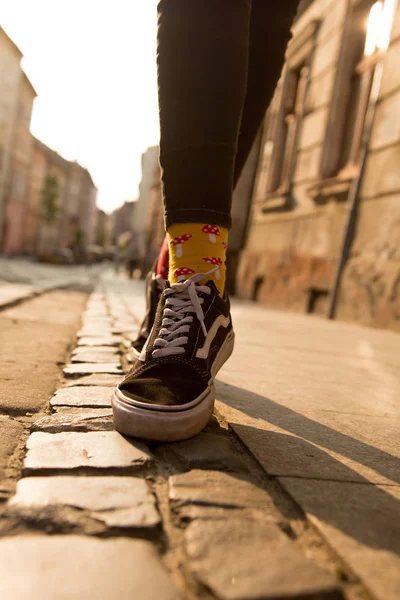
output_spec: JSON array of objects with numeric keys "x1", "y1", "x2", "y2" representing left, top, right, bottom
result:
[
  {"x1": 237, "y1": 0, "x2": 400, "y2": 330},
  {"x1": 134, "y1": 146, "x2": 160, "y2": 264},
  {"x1": 0, "y1": 27, "x2": 98, "y2": 261},
  {"x1": 0, "y1": 27, "x2": 26, "y2": 251},
  {"x1": 2, "y1": 72, "x2": 36, "y2": 254}
]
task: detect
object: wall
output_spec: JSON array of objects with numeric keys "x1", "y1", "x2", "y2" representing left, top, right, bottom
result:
[
  {"x1": 134, "y1": 146, "x2": 159, "y2": 262},
  {"x1": 337, "y1": 5, "x2": 400, "y2": 330},
  {"x1": 0, "y1": 28, "x2": 23, "y2": 249},
  {"x1": 3, "y1": 73, "x2": 36, "y2": 255},
  {"x1": 238, "y1": 0, "x2": 400, "y2": 330}
]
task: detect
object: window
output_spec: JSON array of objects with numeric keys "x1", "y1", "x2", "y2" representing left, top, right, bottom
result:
[
  {"x1": 255, "y1": 20, "x2": 319, "y2": 211},
  {"x1": 268, "y1": 64, "x2": 310, "y2": 194},
  {"x1": 320, "y1": 0, "x2": 396, "y2": 181}
]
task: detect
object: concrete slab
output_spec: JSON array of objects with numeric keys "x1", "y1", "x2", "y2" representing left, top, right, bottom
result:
[
  {"x1": 0, "y1": 291, "x2": 87, "y2": 414},
  {"x1": 0, "y1": 536, "x2": 179, "y2": 599},
  {"x1": 215, "y1": 395, "x2": 400, "y2": 486},
  {"x1": 280, "y1": 478, "x2": 400, "y2": 600}
]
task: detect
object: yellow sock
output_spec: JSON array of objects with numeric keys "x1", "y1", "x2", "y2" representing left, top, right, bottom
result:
[{"x1": 167, "y1": 223, "x2": 228, "y2": 295}]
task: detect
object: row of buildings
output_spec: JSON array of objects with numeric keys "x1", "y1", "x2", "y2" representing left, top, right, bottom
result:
[
  {"x1": 0, "y1": 27, "x2": 98, "y2": 260},
  {"x1": 141, "y1": 0, "x2": 400, "y2": 332}
]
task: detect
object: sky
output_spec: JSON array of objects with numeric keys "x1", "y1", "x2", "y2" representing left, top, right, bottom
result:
[{"x1": 1, "y1": 0, "x2": 160, "y2": 213}]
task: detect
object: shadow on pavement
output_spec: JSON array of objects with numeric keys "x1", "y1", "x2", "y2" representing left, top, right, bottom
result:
[{"x1": 216, "y1": 382, "x2": 400, "y2": 555}]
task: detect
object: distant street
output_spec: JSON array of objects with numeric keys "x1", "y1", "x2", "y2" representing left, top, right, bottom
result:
[{"x1": 0, "y1": 258, "x2": 104, "y2": 309}]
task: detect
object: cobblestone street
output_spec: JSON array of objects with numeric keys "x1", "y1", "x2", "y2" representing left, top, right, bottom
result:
[{"x1": 0, "y1": 263, "x2": 399, "y2": 600}]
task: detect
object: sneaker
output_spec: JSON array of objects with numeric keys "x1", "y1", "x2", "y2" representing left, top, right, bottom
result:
[
  {"x1": 131, "y1": 267, "x2": 165, "y2": 358},
  {"x1": 112, "y1": 270, "x2": 234, "y2": 442}
]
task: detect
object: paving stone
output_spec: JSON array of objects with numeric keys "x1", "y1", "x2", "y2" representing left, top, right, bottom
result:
[
  {"x1": 0, "y1": 417, "x2": 23, "y2": 469},
  {"x1": 0, "y1": 536, "x2": 179, "y2": 600},
  {"x1": 82, "y1": 317, "x2": 112, "y2": 326},
  {"x1": 77, "y1": 327, "x2": 114, "y2": 337},
  {"x1": 185, "y1": 517, "x2": 340, "y2": 600},
  {"x1": 169, "y1": 470, "x2": 277, "y2": 512},
  {"x1": 10, "y1": 476, "x2": 160, "y2": 528},
  {"x1": 50, "y1": 386, "x2": 112, "y2": 408},
  {"x1": 71, "y1": 350, "x2": 120, "y2": 364},
  {"x1": 78, "y1": 335, "x2": 122, "y2": 347},
  {"x1": 158, "y1": 432, "x2": 248, "y2": 473},
  {"x1": 32, "y1": 410, "x2": 113, "y2": 432},
  {"x1": 64, "y1": 363, "x2": 122, "y2": 376},
  {"x1": 24, "y1": 431, "x2": 153, "y2": 471},
  {"x1": 72, "y1": 346, "x2": 119, "y2": 356},
  {"x1": 280, "y1": 478, "x2": 400, "y2": 600},
  {"x1": 83, "y1": 311, "x2": 109, "y2": 319},
  {"x1": 64, "y1": 374, "x2": 122, "y2": 387}
]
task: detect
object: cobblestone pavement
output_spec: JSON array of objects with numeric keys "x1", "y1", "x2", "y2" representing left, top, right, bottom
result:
[
  {"x1": 0, "y1": 258, "x2": 102, "y2": 309},
  {"x1": 0, "y1": 269, "x2": 399, "y2": 599}
]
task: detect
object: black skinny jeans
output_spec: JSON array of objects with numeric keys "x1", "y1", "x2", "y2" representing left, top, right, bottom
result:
[{"x1": 157, "y1": 0, "x2": 300, "y2": 229}]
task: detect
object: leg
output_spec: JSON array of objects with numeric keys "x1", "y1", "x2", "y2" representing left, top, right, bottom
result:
[
  {"x1": 113, "y1": 0, "x2": 299, "y2": 442},
  {"x1": 155, "y1": 0, "x2": 299, "y2": 286},
  {"x1": 158, "y1": 0, "x2": 251, "y2": 231},
  {"x1": 234, "y1": 0, "x2": 300, "y2": 182}
]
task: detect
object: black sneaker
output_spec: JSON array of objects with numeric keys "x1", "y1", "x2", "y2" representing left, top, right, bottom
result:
[
  {"x1": 131, "y1": 268, "x2": 165, "y2": 358},
  {"x1": 112, "y1": 270, "x2": 234, "y2": 442}
]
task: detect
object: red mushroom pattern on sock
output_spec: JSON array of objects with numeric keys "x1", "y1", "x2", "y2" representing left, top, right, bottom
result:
[
  {"x1": 203, "y1": 257, "x2": 223, "y2": 280},
  {"x1": 170, "y1": 233, "x2": 192, "y2": 258},
  {"x1": 175, "y1": 266, "x2": 195, "y2": 281},
  {"x1": 202, "y1": 224, "x2": 220, "y2": 243}
]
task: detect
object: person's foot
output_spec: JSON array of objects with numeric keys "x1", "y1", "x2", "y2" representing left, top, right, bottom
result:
[
  {"x1": 112, "y1": 270, "x2": 234, "y2": 442},
  {"x1": 131, "y1": 268, "x2": 165, "y2": 358}
]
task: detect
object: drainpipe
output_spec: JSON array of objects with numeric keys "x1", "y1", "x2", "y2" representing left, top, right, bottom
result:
[{"x1": 327, "y1": 29, "x2": 396, "y2": 319}]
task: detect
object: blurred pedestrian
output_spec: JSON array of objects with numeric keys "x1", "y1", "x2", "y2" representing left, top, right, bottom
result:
[{"x1": 126, "y1": 231, "x2": 139, "y2": 279}]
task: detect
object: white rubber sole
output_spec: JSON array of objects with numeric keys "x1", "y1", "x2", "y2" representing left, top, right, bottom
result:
[{"x1": 112, "y1": 330, "x2": 235, "y2": 442}]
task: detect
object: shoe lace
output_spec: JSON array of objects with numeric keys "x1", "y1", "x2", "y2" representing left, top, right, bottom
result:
[{"x1": 150, "y1": 269, "x2": 217, "y2": 359}]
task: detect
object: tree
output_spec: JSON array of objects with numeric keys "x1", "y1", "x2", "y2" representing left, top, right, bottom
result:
[{"x1": 41, "y1": 174, "x2": 59, "y2": 224}]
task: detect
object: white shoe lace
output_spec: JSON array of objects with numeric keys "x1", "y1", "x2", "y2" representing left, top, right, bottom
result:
[{"x1": 149, "y1": 268, "x2": 217, "y2": 359}]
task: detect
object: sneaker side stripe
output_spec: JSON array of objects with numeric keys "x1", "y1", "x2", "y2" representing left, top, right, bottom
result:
[{"x1": 195, "y1": 315, "x2": 230, "y2": 360}]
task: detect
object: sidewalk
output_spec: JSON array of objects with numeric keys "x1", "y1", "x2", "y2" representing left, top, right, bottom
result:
[
  {"x1": 216, "y1": 297, "x2": 400, "y2": 600},
  {"x1": 0, "y1": 259, "x2": 102, "y2": 309},
  {"x1": 0, "y1": 270, "x2": 398, "y2": 600}
]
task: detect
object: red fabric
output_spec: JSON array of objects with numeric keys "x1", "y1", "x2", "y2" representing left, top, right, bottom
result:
[{"x1": 156, "y1": 235, "x2": 169, "y2": 279}]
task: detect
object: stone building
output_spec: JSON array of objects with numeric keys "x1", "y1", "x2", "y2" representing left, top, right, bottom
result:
[
  {"x1": 95, "y1": 208, "x2": 113, "y2": 249},
  {"x1": 0, "y1": 27, "x2": 36, "y2": 252},
  {"x1": 57, "y1": 159, "x2": 98, "y2": 261},
  {"x1": 142, "y1": 160, "x2": 165, "y2": 274},
  {"x1": 238, "y1": 0, "x2": 400, "y2": 330},
  {"x1": 112, "y1": 200, "x2": 136, "y2": 246},
  {"x1": 2, "y1": 72, "x2": 36, "y2": 254},
  {"x1": 134, "y1": 146, "x2": 159, "y2": 264},
  {"x1": 24, "y1": 140, "x2": 98, "y2": 261}
]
